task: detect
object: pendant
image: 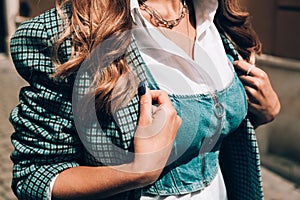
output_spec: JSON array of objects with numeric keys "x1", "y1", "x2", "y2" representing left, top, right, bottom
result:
[{"x1": 168, "y1": 24, "x2": 174, "y2": 29}]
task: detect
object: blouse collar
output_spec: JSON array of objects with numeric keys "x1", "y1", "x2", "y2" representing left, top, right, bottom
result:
[{"x1": 130, "y1": 0, "x2": 218, "y2": 36}]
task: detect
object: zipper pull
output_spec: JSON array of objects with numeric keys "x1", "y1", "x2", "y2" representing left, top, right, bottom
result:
[{"x1": 211, "y1": 91, "x2": 225, "y2": 119}]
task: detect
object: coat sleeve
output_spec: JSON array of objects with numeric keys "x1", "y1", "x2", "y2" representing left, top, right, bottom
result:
[{"x1": 9, "y1": 10, "x2": 83, "y2": 200}]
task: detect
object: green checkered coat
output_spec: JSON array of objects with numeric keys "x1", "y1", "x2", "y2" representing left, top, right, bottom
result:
[{"x1": 9, "y1": 6, "x2": 264, "y2": 200}]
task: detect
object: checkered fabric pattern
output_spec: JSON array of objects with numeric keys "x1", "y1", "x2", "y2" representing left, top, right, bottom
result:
[
  {"x1": 220, "y1": 119, "x2": 264, "y2": 200},
  {"x1": 220, "y1": 33, "x2": 264, "y2": 200},
  {"x1": 9, "y1": 5, "x2": 263, "y2": 200}
]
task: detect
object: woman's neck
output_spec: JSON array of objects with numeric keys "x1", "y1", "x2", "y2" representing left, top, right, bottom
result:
[{"x1": 140, "y1": 0, "x2": 183, "y2": 19}]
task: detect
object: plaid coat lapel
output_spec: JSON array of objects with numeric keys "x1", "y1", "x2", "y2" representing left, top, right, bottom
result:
[
  {"x1": 71, "y1": 37, "x2": 149, "y2": 165},
  {"x1": 219, "y1": 34, "x2": 264, "y2": 200},
  {"x1": 112, "y1": 38, "x2": 148, "y2": 149}
]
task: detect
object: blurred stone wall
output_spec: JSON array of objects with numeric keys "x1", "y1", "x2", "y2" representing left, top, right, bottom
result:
[
  {"x1": 240, "y1": 0, "x2": 300, "y2": 60},
  {"x1": 256, "y1": 55, "x2": 300, "y2": 184},
  {"x1": 0, "y1": 0, "x2": 56, "y2": 54},
  {"x1": 241, "y1": 0, "x2": 300, "y2": 184},
  {"x1": 0, "y1": 1, "x2": 6, "y2": 52},
  {"x1": 19, "y1": 0, "x2": 55, "y2": 18}
]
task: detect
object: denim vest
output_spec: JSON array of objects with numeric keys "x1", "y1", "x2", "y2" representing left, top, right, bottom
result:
[
  {"x1": 141, "y1": 62, "x2": 248, "y2": 195},
  {"x1": 73, "y1": 39, "x2": 252, "y2": 199}
]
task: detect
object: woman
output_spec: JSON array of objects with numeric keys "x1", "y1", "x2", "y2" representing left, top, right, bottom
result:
[{"x1": 10, "y1": 0, "x2": 280, "y2": 199}]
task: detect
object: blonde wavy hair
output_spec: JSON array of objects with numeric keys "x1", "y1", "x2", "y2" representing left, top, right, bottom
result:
[
  {"x1": 53, "y1": 0, "x2": 261, "y2": 114},
  {"x1": 53, "y1": 0, "x2": 136, "y2": 114}
]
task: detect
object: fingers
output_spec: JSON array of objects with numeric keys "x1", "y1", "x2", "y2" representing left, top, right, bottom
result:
[
  {"x1": 138, "y1": 83, "x2": 180, "y2": 127},
  {"x1": 234, "y1": 60, "x2": 256, "y2": 76},
  {"x1": 234, "y1": 60, "x2": 281, "y2": 127},
  {"x1": 234, "y1": 60, "x2": 268, "y2": 78},
  {"x1": 234, "y1": 60, "x2": 264, "y2": 78},
  {"x1": 138, "y1": 83, "x2": 153, "y2": 127},
  {"x1": 135, "y1": 82, "x2": 181, "y2": 170},
  {"x1": 149, "y1": 90, "x2": 174, "y2": 110},
  {"x1": 239, "y1": 75, "x2": 262, "y2": 90},
  {"x1": 136, "y1": 105, "x2": 167, "y2": 139},
  {"x1": 150, "y1": 90, "x2": 181, "y2": 131},
  {"x1": 235, "y1": 60, "x2": 267, "y2": 105},
  {"x1": 234, "y1": 60, "x2": 270, "y2": 88},
  {"x1": 244, "y1": 85, "x2": 261, "y2": 105}
]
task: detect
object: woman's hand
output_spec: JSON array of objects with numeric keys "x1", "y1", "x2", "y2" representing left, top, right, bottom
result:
[
  {"x1": 234, "y1": 60, "x2": 281, "y2": 128},
  {"x1": 52, "y1": 86, "x2": 181, "y2": 199},
  {"x1": 132, "y1": 85, "x2": 181, "y2": 183}
]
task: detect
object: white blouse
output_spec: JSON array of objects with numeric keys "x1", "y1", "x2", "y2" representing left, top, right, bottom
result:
[
  {"x1": 131, "y1": 0, "x2": 231, "y2": 199},
  {"x1": 131, "y1": 0, "x2": 234, "y2": 95}
]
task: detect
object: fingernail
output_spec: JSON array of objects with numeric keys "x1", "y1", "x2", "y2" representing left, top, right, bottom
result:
[{"x1": 138, "y1": 81, "x2": 146, "y2": 96}]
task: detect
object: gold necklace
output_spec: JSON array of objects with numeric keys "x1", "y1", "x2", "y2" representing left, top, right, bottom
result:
[
  {"x1": 138, "y1": 0, "x2": 188, "y2": 29},
  {"x1": 156, "y1": 4, "x2": 194, "y2": 58}
]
